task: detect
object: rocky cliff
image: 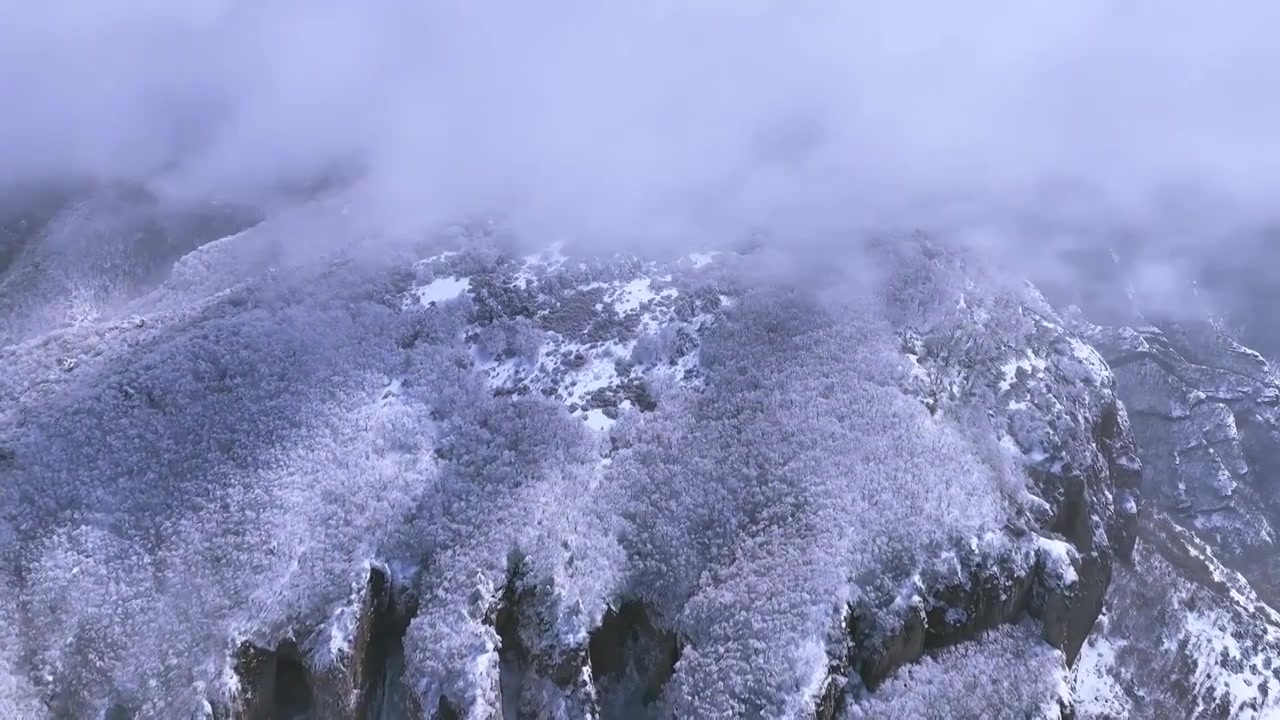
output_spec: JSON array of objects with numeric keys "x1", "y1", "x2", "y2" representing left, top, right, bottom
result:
[{"x1": 1067, "y1": 315, "x2": 1280, "y2": 718}]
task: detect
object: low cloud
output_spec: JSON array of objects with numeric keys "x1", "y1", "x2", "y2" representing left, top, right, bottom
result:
[{"x1": 3, "y1": 1, "x2": 1279, "y2": 254}]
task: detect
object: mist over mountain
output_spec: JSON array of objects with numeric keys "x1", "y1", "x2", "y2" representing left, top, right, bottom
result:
[
  {"x1": 3, "y1": 3, "x2": 1280, "y2": 719},
  {"x1": 5, "y1": 1, "x2": 1280, "y2": 243}
]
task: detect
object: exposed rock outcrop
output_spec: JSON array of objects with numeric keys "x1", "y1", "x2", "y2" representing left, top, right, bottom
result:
[
  {"x1": 1066, "y1": 315, "x2": 1280, "y2": 718},
  {"x1": 1076, "y1": 319, "x2": 1280, "y2": 571}
]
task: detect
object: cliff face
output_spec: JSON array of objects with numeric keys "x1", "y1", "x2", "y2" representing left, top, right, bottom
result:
[
  {"x1": 1, "y1": 188, "x2": 1142, "y2": 719},
  {"x1": 1068, "y1": 316, "x2": 1280, "y2": 719}
]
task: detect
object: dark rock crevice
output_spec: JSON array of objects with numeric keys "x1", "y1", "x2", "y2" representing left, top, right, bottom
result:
[
  {"x1": 215, "y1": 415, "x2": 1133, "y2": 718},
  {"x1": 228, "y1": 641, "x2": 313, "y2": 720},
  {"x1": 349, "y1": 568, "x2": 419, "y2": 720},
  {"x1": 222, "y1": 576, "x2": 690, "y2": 719},
  {"x1": 219, "y1": 565, "x2": 424, "y2": 720},
  {"x1": 590, "y1": 600, "x2": 681, "y2": 716},
  {"x1": 491, "y1": 563, "x2": 601, "y2": 719}
]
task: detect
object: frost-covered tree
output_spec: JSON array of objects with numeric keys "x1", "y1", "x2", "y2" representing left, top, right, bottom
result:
[
  {"x1": 0, "y1": 191, "x2": 1108, "y2": 718},
  {"x1": 611, "y1": 278, "x2": 1016, "y2": 717}
]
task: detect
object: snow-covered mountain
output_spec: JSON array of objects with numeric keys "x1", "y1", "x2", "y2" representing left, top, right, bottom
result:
[{"x1": 1, "y1": 184, "x2": 1278, "y2": 719}]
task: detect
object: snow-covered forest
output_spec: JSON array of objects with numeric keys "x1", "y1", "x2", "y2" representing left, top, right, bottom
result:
[{"x1": 4, "y1": 2, "x2": 1280, "y2": 719}]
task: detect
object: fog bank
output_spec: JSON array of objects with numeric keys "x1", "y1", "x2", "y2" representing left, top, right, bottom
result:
[{"x1": 3, "y1": 1, "x2": 1278, "y2": 251}]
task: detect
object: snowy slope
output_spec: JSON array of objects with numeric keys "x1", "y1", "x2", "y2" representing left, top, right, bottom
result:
[
  {"x1": 15, "y1": 186, "x2": 1280, "y2": 720},
  {"x1": 1074, "y1": 511, "x2": 1280, "y2": 719},
  {"x1": 3, "y1": 186, "x2": 1230, "y2": 720}
]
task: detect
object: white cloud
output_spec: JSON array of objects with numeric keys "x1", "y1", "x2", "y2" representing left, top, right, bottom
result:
[{"x1": 2, "y1": 0, "x2": 1279, "y2": 244}]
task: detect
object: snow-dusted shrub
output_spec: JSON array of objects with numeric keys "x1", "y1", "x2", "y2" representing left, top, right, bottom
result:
[{"x1": 850, "y1": 623, "x2": 1069, "y2": 720}]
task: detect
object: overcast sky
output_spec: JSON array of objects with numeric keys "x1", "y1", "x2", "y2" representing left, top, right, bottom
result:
[{"x1": 2, "y1": 0, "x2": 1278, "y2": 243}]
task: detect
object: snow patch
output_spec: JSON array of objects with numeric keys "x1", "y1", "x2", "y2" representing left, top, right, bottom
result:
[
  {"x1": 610, "y1": 278, "x2": 659, "y2": 314},
  {"x1": 1072, "y1": 631, "x2": 1132, "y2": 718},
  {"x1": 583, "y1": 408, "x2": 614, "y2": 432},
  {"x1": 999, "y1": 349, "x2": 1049, "y2": 392},
  {"x1": 414, "y1": 276, "x2": 471, "y2": 306},
  {"x1": 1037, "y1": 538, "x2": 1079, "y2": 587}
]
